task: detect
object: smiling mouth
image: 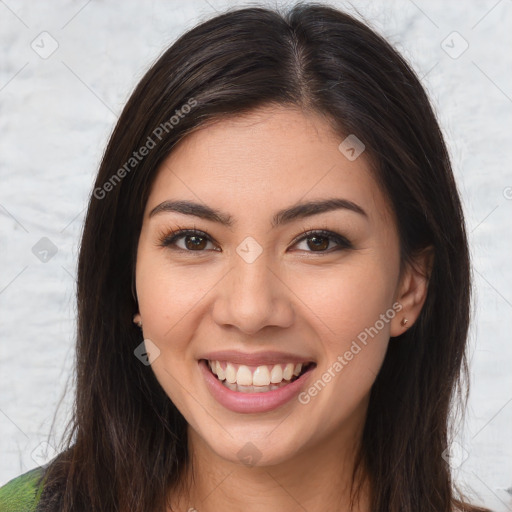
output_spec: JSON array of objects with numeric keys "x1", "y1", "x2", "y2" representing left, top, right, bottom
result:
[{"x1": 201, "y1": 359, "x2": 316, "y2": 393}]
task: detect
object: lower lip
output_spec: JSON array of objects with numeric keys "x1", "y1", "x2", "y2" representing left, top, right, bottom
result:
[{"x1": 199, "y1": 359, "x2": 315, "y2": 414}]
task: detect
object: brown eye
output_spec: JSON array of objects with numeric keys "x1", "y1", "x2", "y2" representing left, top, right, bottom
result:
[
  {"x1": 160, "y1": 229, "x2": 217, "y2": 252},
  {"x1": 306, "y1": 234, "x2": 330, "y2": 251},
  {"x1": 184, "y1": 234, "x2": 208, "y2": 250},
  {"x1": 292, "y1": 230, "x2": 352, "y2": 253}
]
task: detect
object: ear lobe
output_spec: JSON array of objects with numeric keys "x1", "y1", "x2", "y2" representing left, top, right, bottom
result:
[
  {"x1": 133, "y1": 313, "x2": 142, "y2": 328},
  {"x1": 390, "y1": 246, "x2": 434, "y2": 337}
]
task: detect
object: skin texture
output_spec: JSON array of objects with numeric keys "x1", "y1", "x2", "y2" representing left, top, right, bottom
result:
[{"x1": 133, "y1": 106, "x2": 431, "y2": 512}]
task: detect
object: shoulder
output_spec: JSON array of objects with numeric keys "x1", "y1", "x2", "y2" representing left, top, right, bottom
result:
[{"x1": 0, "y1": 466, "x2": 46, "y2": 512}]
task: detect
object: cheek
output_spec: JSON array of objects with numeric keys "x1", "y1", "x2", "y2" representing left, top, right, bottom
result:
[
  {"x1": 292, "y1": 261, "x2": 396, "y2": 434},
  {"x1": 293, "y1": 255, "x2": 398, "y2": 392},
  {"x1": 134, "y1": 252, "x2": 214, "y2": 413},
  {"x1": 135, "y1": 252, "x2": 219, "y2": 348},
  {"x1": 299, "y1": 257, "x2": 397, "y2": 338}
]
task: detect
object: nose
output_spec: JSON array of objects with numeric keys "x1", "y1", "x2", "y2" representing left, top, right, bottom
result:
[{"x1": 212, "y1": 250, "x2": 295, "y2": 335}]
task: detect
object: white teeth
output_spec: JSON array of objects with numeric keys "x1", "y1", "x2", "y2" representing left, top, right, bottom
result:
[
  {"x1": 236, "y1": 365, "x2": 253, "y2": 386},
  {"x1": 252, "y1": 385, "x2": 270, "y2": 393},
  {"x1": 207, "y1": 359, "x2": 309, "y2": 388},
  {"x1": 283, "y1": 363, "x2": 294, "y2": 381},
  {"x1": 215, "y1": 361, "x2": 226, "y2": 381},
  {"x1": 253, "y1": 365, "x2": 271, "y2": 386},
  {"x1": 225, "y1": 363, "x2": 237, "y2": 384},
  {"x1": 270, "y1": 364, "x2": 283, "y2": 383},
  {"x1": 224, "y1": 381, "x2": 237, "y2": 391}
]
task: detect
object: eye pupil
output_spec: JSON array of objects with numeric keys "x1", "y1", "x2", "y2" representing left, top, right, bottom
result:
[
  {"x1": 185, "y1": 235, "x2": 207, "y2": 250},
  {"x1": 308, "y1": 235, "x2": 329, "y2": 251}
]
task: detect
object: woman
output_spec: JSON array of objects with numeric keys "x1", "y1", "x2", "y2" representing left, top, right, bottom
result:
[{"x1": 0, "y1": 3, "x2": 492, "y2": 511}]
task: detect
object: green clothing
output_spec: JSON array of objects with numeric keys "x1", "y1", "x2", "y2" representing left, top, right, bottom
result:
[{"x1": 0, "y1": 466, "x2": 46, "y2": 512}]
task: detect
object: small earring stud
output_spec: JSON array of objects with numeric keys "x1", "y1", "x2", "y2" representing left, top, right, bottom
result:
[
  {"x1": 137, "y1": 321, "x2": 142, "y2": 328},
  {"x1": 400, "y1": 318, "x2": 408, "y2": 327}
]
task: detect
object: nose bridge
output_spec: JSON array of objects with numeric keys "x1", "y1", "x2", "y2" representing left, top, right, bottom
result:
[
  {"x1": 234, "y1": 248, "x2": 273, "y2": 297},
  {"x1": 213, "y1": 237, "x2": 294, "y2": 333}
]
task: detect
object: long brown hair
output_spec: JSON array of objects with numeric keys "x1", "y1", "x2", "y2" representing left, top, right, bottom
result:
[{"x1": 38, "y1": 3, "x2": 490, "y2": 511}]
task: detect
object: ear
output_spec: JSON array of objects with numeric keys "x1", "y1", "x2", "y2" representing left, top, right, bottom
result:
[
  {"x1": 390, "y1": 246, "x2": 434, "y2": 337},
  {"x1": 133, "y1": 313, "x2": 142, "y2": 326}
]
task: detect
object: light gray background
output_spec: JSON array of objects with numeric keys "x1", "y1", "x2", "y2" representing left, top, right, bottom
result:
[{"x1": 1, "y1": 1, "x2": 511, "y2": 510}]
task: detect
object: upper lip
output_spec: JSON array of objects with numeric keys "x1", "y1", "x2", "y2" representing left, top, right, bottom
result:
[{"x1": 199, "y1": 350, "x2": 315, "y2": 366}]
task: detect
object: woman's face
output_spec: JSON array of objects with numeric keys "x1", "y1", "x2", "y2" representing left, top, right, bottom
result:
[{"x1": 134, "y1": 106, "x2": 419, "y2": 467}]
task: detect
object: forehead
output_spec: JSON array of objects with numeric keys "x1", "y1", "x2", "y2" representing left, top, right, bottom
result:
[{"x1": 146, "y1": 106, "x2": 391, "y2": 224}]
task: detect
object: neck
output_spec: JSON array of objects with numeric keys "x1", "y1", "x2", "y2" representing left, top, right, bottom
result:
[{"x1": 169, "y1": 416, "x2": 370, "y2": 512}]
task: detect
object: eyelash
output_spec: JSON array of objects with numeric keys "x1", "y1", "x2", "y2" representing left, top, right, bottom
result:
[{"x1": 156, "y1": 225, "x2": 353, "y2": 254}]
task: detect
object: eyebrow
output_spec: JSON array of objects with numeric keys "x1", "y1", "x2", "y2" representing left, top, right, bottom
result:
[{"x1": 149, "y1": 198, "x2": 367, "y2": 228}]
